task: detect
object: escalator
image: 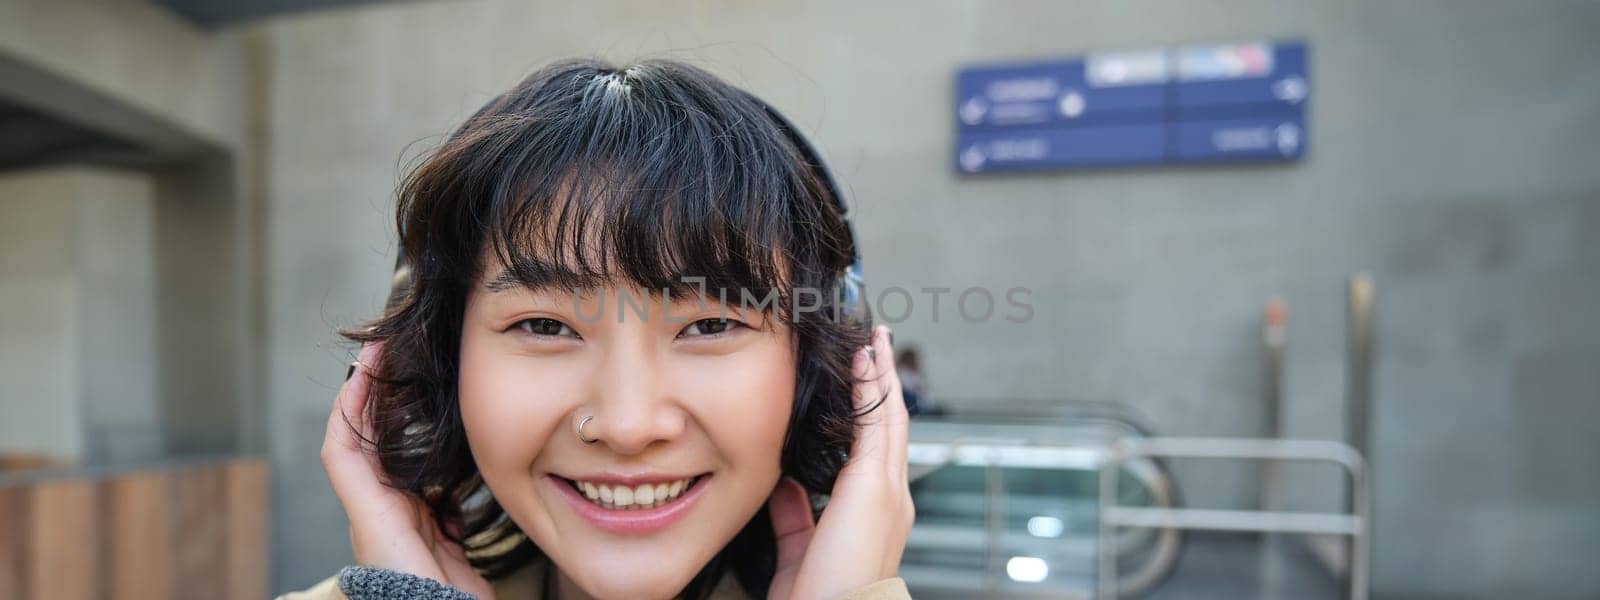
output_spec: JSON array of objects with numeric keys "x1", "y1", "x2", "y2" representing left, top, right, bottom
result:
[{"x1": 902, "y1": 404, "x2": 1184, "y2": 599}]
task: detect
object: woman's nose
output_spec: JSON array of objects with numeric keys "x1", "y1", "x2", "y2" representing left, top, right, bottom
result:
[{"x1": 582, "y1": 336, "x2": 687, "y2": 455}]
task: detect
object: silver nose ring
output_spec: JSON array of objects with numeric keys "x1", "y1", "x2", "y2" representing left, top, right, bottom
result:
[{"x1": 576, "y1": 415, "x2": 598, "y2": 445}]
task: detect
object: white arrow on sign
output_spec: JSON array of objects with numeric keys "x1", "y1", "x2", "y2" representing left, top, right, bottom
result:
[
  {"x1": 960, "y1": 144, "x2": 988, "y2": 172},
  {"x1": 960, "y1": 97, "x2": 988, "y2": 125},
  {"x1": 1058, "y1": 90, "x2": 1086, "y2": 118},
  {"x1": 1271, "y1": 76, "x2": 1308, "y2": 104},
  {"x1": 1275, "y1": 122, "x2": 1302, "y2": 156}
]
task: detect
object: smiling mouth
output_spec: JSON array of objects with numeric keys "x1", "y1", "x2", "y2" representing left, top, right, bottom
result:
[{"x1": 562, "y1": 475, "x2": 707, "y2": 511}]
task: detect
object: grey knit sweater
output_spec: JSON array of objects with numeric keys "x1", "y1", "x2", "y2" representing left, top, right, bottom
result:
[{"x1": 337, "y1": 566, "x2": 478, "y2": 600}]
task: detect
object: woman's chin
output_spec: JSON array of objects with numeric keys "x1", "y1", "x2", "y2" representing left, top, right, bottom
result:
[
  {"x1": 516, "y1": 471, "x2": 776, "y2": 598},
  {"x1": 535, "y1": 483, "x2": 731, "y2": 599},
  {"x1": 557, "y1": 550, "x2": 710, "y2": 600}
]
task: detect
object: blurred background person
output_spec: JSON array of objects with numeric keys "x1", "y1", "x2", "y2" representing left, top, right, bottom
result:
[{"x1": 897, "y1": 345, "x2": 941, "y2": 417}]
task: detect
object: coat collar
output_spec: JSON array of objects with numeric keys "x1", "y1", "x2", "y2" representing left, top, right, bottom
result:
[{"x1": 493, "y1": 558, "x2": 749, "y2": 600}]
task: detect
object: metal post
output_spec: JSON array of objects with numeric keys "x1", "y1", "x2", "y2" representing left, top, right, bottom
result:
[
  {"x1": 982, "y1": 454, "x2": 1005, "y2": 599},
  {"x1": 1346, "y1": 274, "x2": 1374, "y2": 461},
  {"x1": 1097, "y1": 448, "x2": 1119, "y2": 600},
  {"x1": 1345, "y1": 273, "x2": 1375, "y2": 600},
  {"x1": 1261, "y1": 296, "x2": 1287, "y2": 511},
  {"x1": 1344, "y1": 276, "x2": 1369, "y2": 600},
  {"x1": 1350, "y1": 455, "x2": 1371, "y2": 600}
]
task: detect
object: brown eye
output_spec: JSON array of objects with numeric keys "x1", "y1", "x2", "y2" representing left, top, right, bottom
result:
[
  {"x1": 680, "y1": 318, "x2": 743, "y2": 338},
  {"x1": 514, "y1": 318, "x2": 578, "y2": 338}
]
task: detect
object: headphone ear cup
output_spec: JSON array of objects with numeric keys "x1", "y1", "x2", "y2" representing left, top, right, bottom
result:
[
  {"x1": 384, "y1": 261, "x2": 414, "y2": 313},
  {"x1": 835, "y1": 260, "x2": 872, "y2": 327}
]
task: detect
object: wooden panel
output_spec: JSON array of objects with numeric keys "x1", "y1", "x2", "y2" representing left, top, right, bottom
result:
[
  {"x1": 0, "y1": 458, "x2": 269, "y2": 600},
  {"x1": 171, "y1": 465, "x2": 228, "y2": 600},
  {"x1": 0, "y1": 454, "x2": 61, "y2": 472},
  {"x1": 28, "y1": 479, "x2": 100, "y2": 600},
  {"x1": 108, "y1": 470, "x2": 173, "y2": 600},
  {"x1": 0, "y1": 486, "x2": 28, "y2": 599},
  {"x1": 224, "y1": 459, "x2": 268, "y2": 600}
]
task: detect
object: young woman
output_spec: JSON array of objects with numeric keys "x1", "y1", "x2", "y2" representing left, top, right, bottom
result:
[{"x1": 280, "y1": 59, "x2": 914, "y2": 600}]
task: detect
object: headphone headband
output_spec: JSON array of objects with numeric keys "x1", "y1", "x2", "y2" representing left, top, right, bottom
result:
[
  {"x1": 750, "y1": 97, "x2": 866, "y2": 320},
  {"x1": 752, "y1": 98, "x2": 850, "y2": 219}
]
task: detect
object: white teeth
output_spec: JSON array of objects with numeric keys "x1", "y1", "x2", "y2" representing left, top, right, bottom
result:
[
  {"x1": 570, "y1": 476, "x2": 698, "y2": 510},
  {"x1": 636, "y1": 484, "x2": 655, "y2": 505}
]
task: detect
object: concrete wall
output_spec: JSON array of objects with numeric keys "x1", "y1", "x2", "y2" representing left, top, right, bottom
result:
[
  {"x1": 248, "y1": 0, "x2": 1600, "y2": 596},
  {"x1": 0, "y1": 0, "x2": 262, "y2": 459},
  {"x1": 0, "y1": 171, "x2": 85, "y2": 460},
  {"x1": 1, "y1": 4, "x2": 269, "y2": 598},
  {"x1": 76, "y1": 169, "x2": 164, "y2": 460},
  {"x1": 0, "y1": 167, "x2": 161, "y2": 462},
  {"x1": 0, "y1": 0, "x2": 247, "y2": 147}
]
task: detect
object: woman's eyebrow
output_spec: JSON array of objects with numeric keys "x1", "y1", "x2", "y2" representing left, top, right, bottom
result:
[
  {"x1": 483, "y1": 267, "x2": 579, "y2": 294},
  {"x1": 484, "y1": 271, "x2": 525, "y2": 293}
]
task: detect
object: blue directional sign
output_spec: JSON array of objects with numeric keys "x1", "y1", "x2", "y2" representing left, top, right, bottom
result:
[
  {"x1": 954, "y1": 40, "x2": 1309, "y2": 174},
  {"x1": 1175, "y1": 43, "x2": 1308, "y2": 120},
  {"x1": 1175, "y1": 116, "x2": 1306, "y2": 162},
  {"x1": 955, "y1": 123, "x2": 1165, "y2": 173},
  {"x1": 954, "y1": 54, "x2": 1166, "y2": 129}
]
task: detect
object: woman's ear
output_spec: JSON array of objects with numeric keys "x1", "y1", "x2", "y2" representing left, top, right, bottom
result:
[{"x1": 774, "y1": 468, "x2": 825, "y2": 517}]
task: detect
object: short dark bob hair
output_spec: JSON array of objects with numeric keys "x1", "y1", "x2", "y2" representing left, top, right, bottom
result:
[{"x1": 342, "y1": 58, "x2": 872, "y2": 598}]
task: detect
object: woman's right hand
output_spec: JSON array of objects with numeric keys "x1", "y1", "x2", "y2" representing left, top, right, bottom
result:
[{"x1": 321, "y1": 342, "x2": 494, "y2": 599}]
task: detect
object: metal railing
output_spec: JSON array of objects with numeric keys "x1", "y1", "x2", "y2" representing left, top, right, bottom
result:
[{"x1": 1096, "y1": 437, "x2": 1370, "y2": 600}]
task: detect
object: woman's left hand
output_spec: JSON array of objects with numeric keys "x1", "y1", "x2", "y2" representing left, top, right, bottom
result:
[{"x1": 767, "y1": 325, "x2": 914, "y2": 600}]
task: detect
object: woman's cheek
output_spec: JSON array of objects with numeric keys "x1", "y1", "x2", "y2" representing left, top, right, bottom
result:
[
  {"x1": 458, "y1": 338, "x2": 572, "y2": 474},
  {"x1": 676, "y1": 343, "x2": 795, "y2": 470}
]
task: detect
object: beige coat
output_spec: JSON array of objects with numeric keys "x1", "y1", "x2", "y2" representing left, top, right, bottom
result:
[{"x1": 278, "y1": 557, "x2": 910, "y2": 600}]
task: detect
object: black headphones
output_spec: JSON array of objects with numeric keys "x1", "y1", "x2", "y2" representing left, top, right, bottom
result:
[
  {"x1": 752, "y1": 98, "x2": 868, "y2": 324},
  {"x1": 385, "y1": 96, "x2": 867, "y2": 325}
]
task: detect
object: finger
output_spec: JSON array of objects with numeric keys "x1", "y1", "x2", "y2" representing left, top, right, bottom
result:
[
  {"x1": 341, "y1": 342, "x2": 384, "y2": 442},
  {"x1": 323, "y1": 343, "x2": 386, "y2": 508},
  {"x1": 851, "y1": 336, "x2": 883, "y2": 414},
  {"x1": 326, "y1": 343, "x2": 380, "y2": 455},
  {"x1": 768, "y1": 477, "x2": 815, "y2": 578},
  {"x1": 844, "y1": 342, "x2": 891, "y2": 473},
  {"x1": 851, "y1": 326, "x2": 909, "y2": 470},
  {"x1": 870, "y1": 326, "x2": 905, "y2": 419},
  {"x1": 870, "y1": 326, "x2": 910, "y2": 477}
]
